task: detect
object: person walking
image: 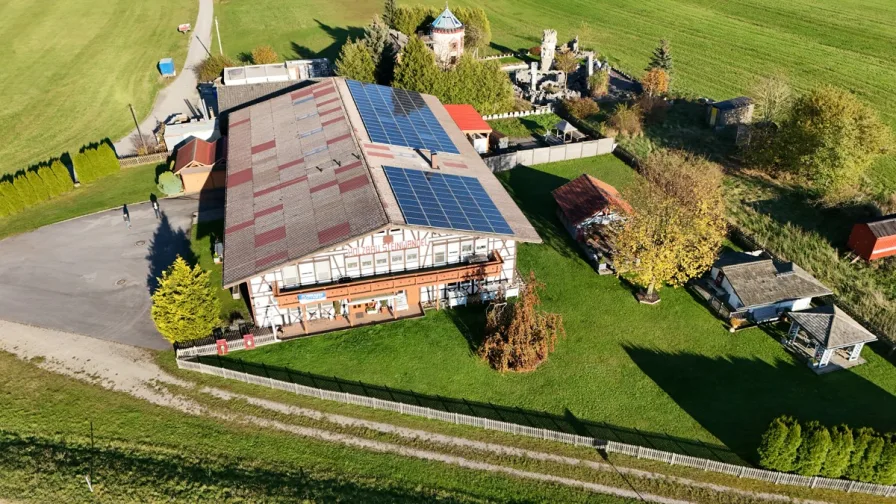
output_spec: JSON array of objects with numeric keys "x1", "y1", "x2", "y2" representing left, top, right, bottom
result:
[
  {"x1": 152, "y1": 199, "x2": 161, "y2": 219},
  {"x1": 122, "y1": 205, "x2": 131, "y2": 229}
]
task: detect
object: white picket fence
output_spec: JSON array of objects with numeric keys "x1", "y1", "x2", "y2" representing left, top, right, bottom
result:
[
  {"x1": 482, "y1": 106, "x2": 556, "y2": 121},
  {"x1": 177, "y1": 357, "x2": 896, "y2": 498},
  {"x1": 174, "y1": 332, "x2": 279, "y2": 359},
  {"x1": 479, "y1": 52, "x2": 516, "y2": 61}
]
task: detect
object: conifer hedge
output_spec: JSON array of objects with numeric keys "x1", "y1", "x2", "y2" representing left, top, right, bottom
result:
[
  {"x1": 759, "y1": 416, "x2": 896, "y2": 483},
  {"x1": 0, "y1": 142, "x2": 117, "y2": 219}
]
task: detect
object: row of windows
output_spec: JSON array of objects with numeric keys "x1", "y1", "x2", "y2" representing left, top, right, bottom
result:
[{"x1": 279, "y1": 242, "x2": 490, "y2": 288}]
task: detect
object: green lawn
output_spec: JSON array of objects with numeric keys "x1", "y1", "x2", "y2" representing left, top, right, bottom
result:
[
  {"x1": 215, "y1": 0, "x2": 896, "y2": 185},
  {"x1": 231, "y1": 155, "x2": 896, "y2": 462},
  {"x1": 488, "y1": 113, "x2": 563, "y2": 139},
  {"x1": 0, "y1": 0, "x2": 196, "y2": 173},
  {"x1": 0, "y1": 164, "x2": 163, "y2": 241},
  {"x1": 191, "y1": 219, "x2": 251, "y2": 323}
]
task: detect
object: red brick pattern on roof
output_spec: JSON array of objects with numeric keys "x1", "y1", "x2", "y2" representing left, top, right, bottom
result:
[
  {"x1": 443, "y1": 161, "x2": 467, "y2": 169},
  {"x1": 317, "y1": 222, "x2": 351, "y2": 244},
  {"x1": 364, "y1": 143, "x2": 391, "y2": 151},
  {"x1": 251, "y1": 139, "x2": 276, "y2": 154},
  {"x1": 221, "y1": 80, "x2": 389, "y2": 287},
  {"x1": 551, "y1": 174, "x2": 631, "y2": 227},
  {"x1": 368, "y1": 151, "x2": 395, "y2": 159}
]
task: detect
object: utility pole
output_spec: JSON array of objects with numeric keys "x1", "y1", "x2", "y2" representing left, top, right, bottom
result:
[
  {"x1": 129, "y1": 104, "x2": 148, "y2": 154},
  {"x1": 215, "y1": 17, "x2": 223, "y2": 55}
]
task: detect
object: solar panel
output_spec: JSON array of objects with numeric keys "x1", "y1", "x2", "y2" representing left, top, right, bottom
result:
[
  {"x1": 383, "y1": 166, "x2": 514, "y2": 235},
  {"x1": 346, "y1": 80, "x2": 460, "y2": 155}
]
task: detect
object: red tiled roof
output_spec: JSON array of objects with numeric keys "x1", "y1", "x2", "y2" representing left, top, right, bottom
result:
[
  {"x1": 443, "y1": 104, "x2": 492, "y2": 134},
  {"x1": 173, "y1": 138, "x2": 217, "y2": 172},
  {"x1": 552, "y1": 174, "x2": 631, "y2": 227}
]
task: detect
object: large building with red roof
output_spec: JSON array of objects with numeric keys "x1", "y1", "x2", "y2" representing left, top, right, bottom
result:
[{"x1": 219, "y1": 77, "x2": 540, "y2": 336}]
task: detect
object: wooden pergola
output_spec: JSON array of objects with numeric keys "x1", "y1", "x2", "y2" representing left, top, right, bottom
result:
[{"x1": 784, "y1": 305, "x2": 877, "y2": 371}]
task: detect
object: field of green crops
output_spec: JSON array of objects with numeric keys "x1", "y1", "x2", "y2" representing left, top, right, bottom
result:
[{"x1": 215, "y1": 0, "x2": 896, "y2": 189}]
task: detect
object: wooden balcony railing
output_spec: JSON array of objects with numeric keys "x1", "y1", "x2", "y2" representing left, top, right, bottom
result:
[{"x1": 272, "y1": 251, "x2": 504, "y2": 310}]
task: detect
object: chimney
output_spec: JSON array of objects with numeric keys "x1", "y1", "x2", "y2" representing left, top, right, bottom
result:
[{"x1": 430, "y1": 151, "x2": 439, "y2": 170}]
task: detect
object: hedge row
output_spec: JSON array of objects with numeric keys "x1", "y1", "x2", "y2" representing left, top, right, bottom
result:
[
  {"x1": 0, "y1": 143, "x2": 119, "y2": 219},
  {"x1": 759, "y1": 416, "x2": 896, "y2": 484}
]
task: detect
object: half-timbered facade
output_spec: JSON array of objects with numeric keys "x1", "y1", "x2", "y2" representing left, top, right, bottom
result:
[{"x1": 220, "y1": 77, "x2": 541, "y2": 335}]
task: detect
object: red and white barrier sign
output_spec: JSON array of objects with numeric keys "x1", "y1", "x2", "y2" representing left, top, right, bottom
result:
[
  {"x1": 243, "y1": 334, "x2": 256, "y2": 350},
  {"x1": 215, "y1": 339, "x2": 229, "y2": 355}
]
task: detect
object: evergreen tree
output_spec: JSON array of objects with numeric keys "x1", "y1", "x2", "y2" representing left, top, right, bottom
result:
[
  {"x1": 97, "y1": 143, "x2": 120, "y2": 176},
  {"x1": 646, "y1": 39, "x2": 673, "y2": 74},
  {"x1": 759, "y1": 416, "x2": 792, "y2": 471},
  {"x1": 382, "y1": 0, "x2": 396, "y2": 27},
  {"x1": 847, "y1": 428, "x2": 884, "y2": 482},
  {"x1": 363, "y1": 15, "x2": 390, "y2": 61},
  {"x1": 335, "y1": 39, "x2": 376, "y2": 83},
  {"x1": 393, "y1": 35, "x2": 439, "y2": 93},
  {"x1": 72, "y1": 151, "x2": 95, "y2": 183},
  {"x1": 795, "y1": 421, "x2": 832, "y2": 476},
  {"x1": 13, "y1": 171, "x2": 37, "y2": 207},
  {"x1": 0, "y1": 179, "x2": 24, "y2": 213},
  {"x1": 49, "y1": 160, "x2": 73, "y2": 194},
  {"x1": 820, "y1": 425, "x2": 854, "y2": 478},
  {"x1": 874, "y1": 434, "x2": 896, "y2": 485},
  {"x1": 25, "y1": 169, "x2": 50, "y2": 202},
  {"x1": 150, "y1": 256, "x2": 221, "y2": 344},
  {"x1": 0, "y1": 182, "x2": 11, "y2": 217},
  {"x1": 38, "y1": 164, "x2": 61, "y2": 198}
]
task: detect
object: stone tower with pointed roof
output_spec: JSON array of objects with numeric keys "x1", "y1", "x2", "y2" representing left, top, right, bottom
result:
[{"x1": 428, "y1": 5, "x2": 464, "y2": 66}]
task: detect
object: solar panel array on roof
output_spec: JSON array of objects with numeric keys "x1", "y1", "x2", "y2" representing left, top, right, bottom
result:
[
  {"x1": 346, "y1": 80, "x2": 459, "y2": 154},
  {"x1": 383, "y1": 166, "x2": 513, "y2": 235}
]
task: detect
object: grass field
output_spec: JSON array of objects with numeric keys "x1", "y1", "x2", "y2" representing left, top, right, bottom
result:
[
  {"x1": 191, "y1": 219, "x2": 252, "y2": 323},
  {"x1": 0, "y1": 164, "x2": 163, "y2": 241},
  {"x1": 232, "y1": 156, "x2": 896, "y2": 461},
  {"x1": 488, "y1": 113, "x2": 563, "y2": 138},
  {"x1": 0, "y1": 351, "x2": 643, "y2": 503},
  {"x1": 0, "y1": 0, "x2": 196, "y2": 173},
  {"x1": 215, "y1": 0, "x2": 896, "y2": 186}
]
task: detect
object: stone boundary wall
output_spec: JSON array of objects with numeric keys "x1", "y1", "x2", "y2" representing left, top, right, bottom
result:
[
  {"x1": 482, "y1": 106, "x2": 556, "y2": 121},
  {"x1": 484, "y1": 138, "x2": 616, "y2": 173}
]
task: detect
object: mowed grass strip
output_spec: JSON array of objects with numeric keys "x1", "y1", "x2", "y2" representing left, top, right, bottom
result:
[
  {"x1": 233, "y1": 156, "x2": 896, "y2": 461},
  {"x1": 0, "y1": 164, "x2": 162, "y2": 241},
  {"x1": 0, "y1": 0, "x2": 196, "y2": 173}
]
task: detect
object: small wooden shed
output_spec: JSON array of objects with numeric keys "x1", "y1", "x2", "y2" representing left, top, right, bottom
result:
[
  {"x1": 847, "y1": 214, "x2": 896, "y2": 261},
  {"x1": 173, "y1": 137, "x2": 225, "y2": 194}
]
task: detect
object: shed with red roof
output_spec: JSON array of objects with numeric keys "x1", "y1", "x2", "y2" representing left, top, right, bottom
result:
[
  {"x1": 173, "y1": 137, "x2": 225, "y2": 194},
  {"x1": 444, "y1": 104, "x2": 491, "y2": 154},
  {"x1": 552, "y1": 174, "x2": 630, "y2": 240}
]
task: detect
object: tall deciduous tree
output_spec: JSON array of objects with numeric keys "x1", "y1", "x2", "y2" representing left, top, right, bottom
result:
[
  {"x1": 641, "y1": 68, "x2": 669, "y2": 97},
  {"x1": 151, "y1": 256, "x2": 221, "y2": 344},
  {"x1": 554, "y1": 49, "x2": 578, "y2": 82},
  {"x1": 613, "y1": 150, "x2": 726, "y2": 300},
  {"x1": 646, "y1": 39, "x2": 672, "y2": 75},
  {"x1": 335, "y1": 39, "x2": 376, "y2": 83},
  {"x1": 393, "y1": 35, "x2": 439, "y2": 93},
  {"x1": 795, "y1": 421, "x2": 832, "y2": 476},
  {"x1": 479, "y1": 272, "x2": 565, "y2": 372},
  {"x1": 454, "y1": 7, "x2": 491, "y2": 55},
  {"x1": 751, "y1": 74, "x2": 792, "y2": 125},
  {"x1": 820, "y1": 425, "x2": 854, "y2": 478}
]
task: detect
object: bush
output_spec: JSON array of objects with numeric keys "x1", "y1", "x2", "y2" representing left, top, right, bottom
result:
[
  {"x1": 847, "y1": 428, "x2": 884, "y2": 482},
  {"x1": 157, "y1": 171, "x2": 183, "y2": 196},
  {"x1": 196, "y1": 54, "x2": 238, "y2": 82},
  {"x1": 820, "y1": 425, "x2": 854, "y2": 478},
  {"x1": 588, "y1": 70, "x2": 609, "y2": 98},
  {"x1": 0, "y1": 179, "x2": 24, "y2": 213},
  {"x1": 758, "y1": 416, "x2": 802, "y2": 472},
  {"x1": 562, "y1": 97, "x2": 599, "y2": 120},
  {"x1": 13, "y1": 171, "x2": 37, "y2": 207},
  {"x1": 528, "y1": 46, "x2": 541, "y2": 57},
  {"x1": 25, "y1": 169, "x2": 51, "y2": 202},
  {"x1": 605, "y1": 102, "x2": 643, "y2": 138},
  {"x1": 251, "y1": 45, "x2": 279, "y2": 64},
  {"x1": 795, "y1": 421, "x2": 832, "y2": 476},
  {"x1": 874, "y1": 435, "x2": 896, "y2": 484}
]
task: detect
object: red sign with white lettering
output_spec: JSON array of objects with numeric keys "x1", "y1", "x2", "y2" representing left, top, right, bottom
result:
[
  {"x1": 243, "y1": 334, "x2": 256, "y2": 350},
  {"x1": 216, "y1": 339, "x2": 229, "y2": 355}
]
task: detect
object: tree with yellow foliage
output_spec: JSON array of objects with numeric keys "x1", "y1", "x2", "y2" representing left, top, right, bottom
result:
[
  {"x1": 613, "y1": 150, "x2": 726, "y2": 302},
  {"x1": 641, "y1": 68, "x2": 669, "y2": 97}
]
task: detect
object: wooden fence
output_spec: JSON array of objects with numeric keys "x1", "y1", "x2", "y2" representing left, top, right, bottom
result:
[
  {"x1": 177, "y1": 356, "x2": 896, "y2": 498},
  {"x1": 118, "y1": 152, "x2": 168, "y2": 168}
]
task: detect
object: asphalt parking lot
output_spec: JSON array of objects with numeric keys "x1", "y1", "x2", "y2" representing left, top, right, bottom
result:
[{"x1": 0, "y1": 197, "x2": 203, "y2": 350}]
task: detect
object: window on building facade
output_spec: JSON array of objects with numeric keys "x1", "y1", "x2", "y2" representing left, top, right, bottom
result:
[
  {"x1": 406, "y1": 250, "x2": 418, "y2": 263},
  {"x1": 361, "y1": 256, "x2": 373, "y2": 268},
  {"x1": 462, "y1": 243, "x2": 473, "y2": 254},
  {"x1": 376, "y1": 255, "x2": 388, "y2": 266},
  {"x1": 281, "y1": 265, "x2": 299, "y2": 287},
  {"x1": 314, "y1": 260, "x2": 331, "y2": 282},
  {"x1": 391, "y1": 252, "x2": 404, "y2": 269},
  {"x1": 346, "y1": 258, "x2": 359, "y2": 270},
  {"x1": 434, "y1": 251, "x2": 446, "y2": 263}
]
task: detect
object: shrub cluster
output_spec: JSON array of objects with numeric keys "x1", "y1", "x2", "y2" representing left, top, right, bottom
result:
[
  {"x1": 561, "y1": 97, "x2": 600, "y2": 120},
  {"x1": 758, "y1": 416, "x2": 896, "y2": 484},
  {"x1": 71, "y1": 142, "x2": 119, "y2": 184},
  {"x1": 0, "y1": 159, "x2": 75, "y2": 219}
]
